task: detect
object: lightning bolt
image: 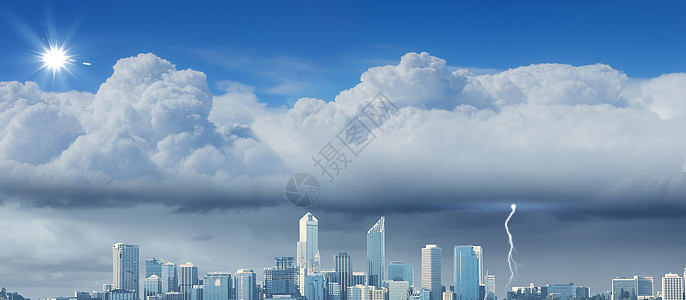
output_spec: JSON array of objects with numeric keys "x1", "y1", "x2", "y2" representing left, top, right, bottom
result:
[{"x1": 505, "y1": 203, "x2": 518, "y2": 289}]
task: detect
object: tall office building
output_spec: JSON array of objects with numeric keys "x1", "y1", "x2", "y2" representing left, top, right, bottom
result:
[
  {"x1": 576, "y1": 287, "x2": 590, "y2": 300},
  {"x1": 147, "y1": 258, "x2": 166, "y2": 278},
  {"x1": 421, "y1": 244, "x2": 442, "y2": 300},
  {"x1": 454, "y1": 246, "x2": 478, "y2": 300},
  {"x1": 367, "y1": 217, "x2": 386, "y2": 288},
  {"x1": 335, "y1": 252, "x2": 353, "y2": 300},
  {"x1": 298, "y1": 213, "x2": 321, "y2": 296},
  {"x1": 305, "y1": 273, "x2": 326, "y2": 300},
  {"x1": 145, "y1": 275, "x2": 164, "y2": 297},
  {"x1": 180, "y1": 263, "x2": 199, "y2": 300},
  {"x1": 113, "y1": 243, "x2": 140, "y2": 297},
  {"x1": 264, "y1": 257, "x2": 299, "y2": 297},
  {"x1": 388, "y1": 262, "x2": 413, "y2": 287},
  {"x1": 162, "y1": 262, "x2": 179, "y2": 292},
  {"x1": 236, "y1": 269, "x2": 258, "y2": 300},
  {"x1": 485, "y1": 274, "x2": 495, "y2": 300},
  {"x1": 203, "y1": 272, "x2": 232, "y2": 300},
  {"x1": 322, "y1": 269, "x2": 341, "y2": 300},
  {"x1": 662, "y1": 274, "x2": 683, "y2": 300},
  {"x1": 190, "y1": 286, "x2": 203, "y2": 300},
  {"x1": 471, "y1": 247, "x2": 483, "y2": 287}
]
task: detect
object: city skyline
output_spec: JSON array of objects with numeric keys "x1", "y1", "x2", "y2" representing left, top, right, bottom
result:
[{"x1": 1, "y1": 1, "x2": 686, "y2": 300}]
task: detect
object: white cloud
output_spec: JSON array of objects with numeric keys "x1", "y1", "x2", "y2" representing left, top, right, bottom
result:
[{"x1": 0, "y1": 51, "x2": 684, "y2": 211}]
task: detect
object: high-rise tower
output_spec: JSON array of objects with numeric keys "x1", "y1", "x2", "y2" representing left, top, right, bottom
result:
[
  {"x1": 335, "y1": 252, "x2": 353, "y2": 300},
  {"x1": 113, "y1": 243, "x2": 140, "y2": 297},
  {"x1": 298, "y1": 213, "x2": 320, "y2": 296},
  {"x1": 421, "y1": 244, "x2": 442, "y2": 300},
  {"x1": 367, "y1": 217, "x2": 385, "y2": 288}
]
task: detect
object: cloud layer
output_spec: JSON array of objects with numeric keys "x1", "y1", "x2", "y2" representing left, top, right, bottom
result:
[{"x1": 0, "y1": 52, "x2": 685, "y2": 214}]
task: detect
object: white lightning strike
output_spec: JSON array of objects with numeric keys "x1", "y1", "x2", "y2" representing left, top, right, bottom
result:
[{"x1": 505, "y1": 203, "x2": 518, "y2": 288}]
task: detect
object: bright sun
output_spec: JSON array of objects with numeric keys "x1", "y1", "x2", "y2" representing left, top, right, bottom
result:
[{"x1": 41, "y1": 46, "x2": 69, "y2": 72}]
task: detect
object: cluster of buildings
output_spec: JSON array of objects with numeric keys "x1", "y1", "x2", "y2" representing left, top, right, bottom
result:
[{"x1": 34, "y1": 213, "x2": 686, "y2": 300}]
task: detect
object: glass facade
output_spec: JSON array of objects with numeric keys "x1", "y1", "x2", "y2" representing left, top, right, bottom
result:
[
  {"x1": 264, "y1": 257, "x2": 299, "y2": 297},
  {"x1": 422, "y1": 245, "x2": 442, "y2": 300},
  {"x1": 203, "y1": 273, "x2": 232, "y2": 300},
  {"x1": 612, "y1": 278, "x2": 637, "y2": 300},
  {"x1": 162, "y1": 262, "x2": 179, "y2": 293},
  {"x1": 304, "y1": 273, "x2": 326, "y2": 300},
  {"x1": 367, "y1": 217, "x2": 385, "y2": 288},
  {"x1": 388, "y1": 262, "x2": 413, "y2": 287},
  {"x1": 298, "y1": 213, "x2": 321, "y2": 296},
  {"x1": 180, "y1": 263, "x2": 199, "y2": 300},
  {"x1": 113, "y1": 243, "x2": 140, "y2": 298},
  {"x1": 145, "y1": 275, "x2": 164, "y2": 297},
  {"x1": 147, "y1": 258, "x2": 165, "y2": 278},
  {"x1": 546, "y1": 283, "x2": 575, "y2": 300},
  {"x1": 336, "y1": 252, "x2": 353, "y2": 300},
  {"x1": 235, "y1": 269, "x2": 257, "y2": 300},
  {"x1": 453, "y1": 245, "x2": 478, "y2": 300}
]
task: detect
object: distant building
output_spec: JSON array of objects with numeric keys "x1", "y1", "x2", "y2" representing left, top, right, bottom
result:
[
  {"x1": 109, "y1": 289, "x2": 136, "y2": 300},
  {"x1": 322, "y1": 269, "x2": 341, "y2": 300},
  {"x1": 454, "y1": 246, "x2": 478, "y2": 300},
  {"x1": 388, "y1": 262, "x2": 413, "y2": 287},
  {"x1": 347, "y1": 286, "x2": 374, "y2": 300},
  {"x1": 546, "y1": 283, "x2": 575, "y2": 300},
  {"x1": 471, "y1": 247, "x2": 483, "y2": 287},
  {"x1": 386, "y1": 281, "x2": 411, "y2": 300},
  {"x1": 147, "y1": 258, "x2": 166, "y2": 278},
  {"x1": 203, "y1": 272, "x2": 232, "y2": 300},
  {"x1": 264, "y1": 257, "x2": 299, "y2": 297},
  {"x1": 372, "y1": 288, "x2": 388, "y2": 300},
  {"x1": 367, "y1": 217, "x2": 386, "y2": 288},
  {"x1": 298, "y1": 213, "x2": 321, "y2": 297},
  {"x1": 485, "y1": 274, "x2": 496, "y2": 300},
  {"x1": 354, "y1": 273, "x2": 367, "y2": 286},
  {"x1": 162, "y1": 262, "x2": 179, "y2": 293},
  {"x1": 145, "y1": 275, "x2": 164, "y2": 297},
  {"x1": 180, "y1": 263, "x2": 199, "y2": 300},
  {"x1": 304, "y1": 273, "x2": 326, "y2": 300},
  {"x1": 164, "y1": 292, "x2": 183, "y2": 300},
  {"x1": 612, "y1": 276, "x2": 653, "y2": 300},
  {"x1": 236, "y1": 269, "x2": 258, "y2": 300},
  {"x1": 422, "y1": 244, "x2": 442, "y2": 300},
  {"x1": 661, "y1": 274, "x2": 683, "y2": 300},
  {"x1": 113, "y1": 243, "x2": 140, "y2": 298},
  {"x1": 190, "y1": 286, "x2": 203, "y2": 300},
  {"x1": 443, "y1": 291, "x2": 455, "y2": 300},
  {"x1": 336, "y1": 253, "x2": 353, "y2": 300},
  {"x1": 575, "y1": 287, "x2": 590, "y2": 300}
]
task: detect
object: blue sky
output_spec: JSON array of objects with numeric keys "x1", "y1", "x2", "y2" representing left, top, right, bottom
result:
[{"x1": 2, "y1": 0, "x2": 685, "y2": 106}]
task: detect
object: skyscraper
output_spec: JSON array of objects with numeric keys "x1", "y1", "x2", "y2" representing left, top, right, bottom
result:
[
  {"x1": 203, "y1": 272, "x2": 232, "y2": 300},
  {"x1": 636, "y1": 276, "x2": 654, "y2": 299},
  {"x1": 147, "y1": 258, "x2": 165, "y2": 278},
  {"x1": 661, "y1": 274, "x2": 683, "y2": 300},
  {"x1": 454, "y1": 245, "x2": 479, "y2": 300},
  {"x1": 421, "y1": 244, "x2": 442, "y2": 300},
  {"x1": 485, "y1": 274, "x2": 495, "y2": 300},
  {"x1": 322, "y1": 269, "x2": 341, "y2": 300},
  {"x1": 162, "y1": 262, "x2": 179, "y2": 292},
  {"x1": 367, "y1": 217, "x2": 385, "y2": 288},
  {"x1": 305, "y1": 273, "x2": 327, "y2": 300},
  {"x1": 335, "y1": 252, "x2": 353, "y2": 300},
  {"x1": 180, "y1": 263, "x2": 199, "y2": 300},
  {"x1": 145, "y1": 275, "x2": 163, "y2": 297},
  {"x1": 113, "y1": 243, "x2": 140, "y2": 297},
  {"x1": 298, "y1": 213, "x2": 320, "y2": 296},
  {"x1": 471, "y1": 246, "x2": 483, "y2": 287},
  {"x1": 612, "y1": 277, "x2": 636, "y2": 300},
  {"x1": 236, "y1": 269, "x2": 257, "y2": 300},
  {"x1": 264, "y1": 257, "x2": 299, "y2": 297},
  {"x1": 388, "y1": 262, "x2": 413, "y2": 287}
]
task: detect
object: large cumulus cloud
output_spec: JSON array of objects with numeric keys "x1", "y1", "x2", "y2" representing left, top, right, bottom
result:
[{"x1": 0, "y1": 52, "x2": 685, "y2": 215}]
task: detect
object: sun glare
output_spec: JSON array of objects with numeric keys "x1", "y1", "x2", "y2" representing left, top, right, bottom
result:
[{"x1": 41, "y1": 46, "x2": 70, "y2": 73}]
